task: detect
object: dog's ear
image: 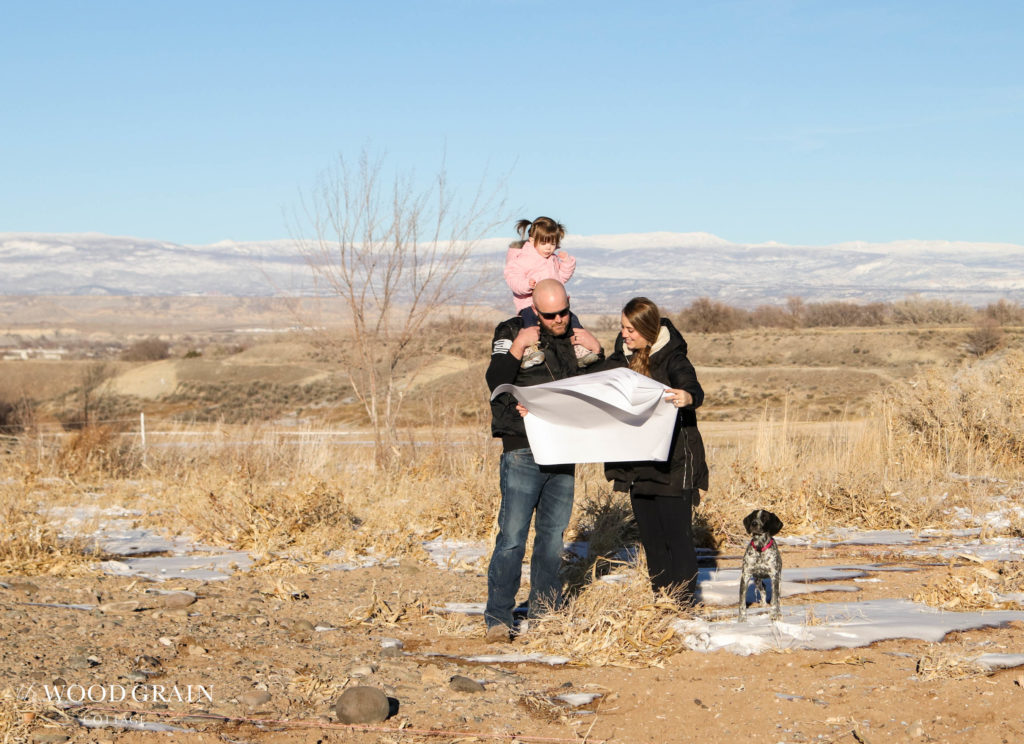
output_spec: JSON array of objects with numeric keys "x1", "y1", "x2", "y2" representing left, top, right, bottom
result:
[
  {"x1": 766, "y1": 512, "x2": 783, "y2": 535},
  {"x1": 742, "y1": 511, "x2": 759, "y2": 535}
]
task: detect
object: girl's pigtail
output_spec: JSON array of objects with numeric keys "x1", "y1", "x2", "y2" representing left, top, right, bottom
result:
[{"x1": 515, "y1": 219, "x2": 533, "y2": 240}]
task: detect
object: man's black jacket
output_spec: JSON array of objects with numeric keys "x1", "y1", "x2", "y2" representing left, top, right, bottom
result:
[{"x1": 485, "y1": 315, "x2": 599, "y2": 449}]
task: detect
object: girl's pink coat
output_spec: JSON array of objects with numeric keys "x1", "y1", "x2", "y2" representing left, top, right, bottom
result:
[{"x1": 503, "y1": 241, "x2": 577, "y2": 312}]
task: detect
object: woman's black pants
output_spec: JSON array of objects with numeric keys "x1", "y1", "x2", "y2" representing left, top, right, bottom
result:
[{"x1": 629, "y1": 489, "x2": 698, "y2": 603}]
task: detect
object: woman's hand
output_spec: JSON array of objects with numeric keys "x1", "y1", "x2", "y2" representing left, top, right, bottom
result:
[{"x1": 664, "y1": 388, "x2": 693, "y2": 408}]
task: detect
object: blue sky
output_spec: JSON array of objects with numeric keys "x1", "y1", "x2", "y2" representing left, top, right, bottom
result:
[{"x1": 2, "y1": 0, "x2": 1021, "y2": 246}]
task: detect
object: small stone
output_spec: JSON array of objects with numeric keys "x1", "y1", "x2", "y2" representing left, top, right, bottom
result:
[
  {"x1": 334, "y1": 686, "x2": 390, "y2": 724},
  {"x1": 187, "y1": 644, "x2": 207, "y2": 656},
  {"x1": 449, "y1": 675, "x2": 485, "y2": 693},
  {"x1": 98, "y1": 600, "x2": 142, "y2": 614},
  {"x1": 253, "y1": 616, "x2": 270, "y2": 627},
  {"x1": 349, "y1": 663, "x2": 377, "y2": 678},
  {"x1": 159, "y1": 592, "x2": 196, "y2": 609},
  {"x1": 68, "y1": 655, "x2": 97, "y2": 670},
  {"x1": 124, "y1": 670, "x2": 149, "y2": 682},
  {"x1": 10, "y1": 582, "x2": 40, "y2": 595},
  {"x1": 290, "y1": 619, "x2": 315, "y2": 634},
  {"x1": 380, "y1": 646, "x2": 403, "y2": 659},
  {"x1": 136, "y1": 655, "x2": 162, "y2": 670},
  {"x1": 907, "y1": 720, "x2": 926, "y2": 738},
  {"x1": 158, "y1": 636, "x2": 175, "y2": 646},
  {"x1": 239, "y1": 690, "x2": 272, "y2": 708}
]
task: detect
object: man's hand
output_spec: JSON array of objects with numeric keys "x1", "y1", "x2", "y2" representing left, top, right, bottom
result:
[
  {"x1": 570, "y1": 328, "x2": 602, "y2": 354},
  {"x1": 510, "y1": 326, "x2": 540, "y2": 359}
]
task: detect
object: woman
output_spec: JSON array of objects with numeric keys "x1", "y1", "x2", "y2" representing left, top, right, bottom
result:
[{"x1": 603, "y1": 297, "x2": 708, "y2": 604}]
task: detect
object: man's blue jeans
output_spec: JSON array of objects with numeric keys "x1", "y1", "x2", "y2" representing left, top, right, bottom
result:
[{"x1": 485, "y1": 448, "x2": 575, "y2": 630}]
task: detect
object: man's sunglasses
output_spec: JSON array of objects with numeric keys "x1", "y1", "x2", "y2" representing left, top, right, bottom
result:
[{"x1": 536, "y1": 306, "x2": 570, "y2": 320}]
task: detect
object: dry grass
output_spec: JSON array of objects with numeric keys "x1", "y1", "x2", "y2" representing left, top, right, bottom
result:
[
  {"x1": 521, "y1": 559, "x2": 691, "y2": 668},
  {"x1": 0, "y1": 689, "x2": 61, "y2": 744},
  {"x1": 2, "y1": 421, "x2": 502, "y2": 568},
  {"x1": 699, "y1": 350, "x2": 1024, "y2": 539},
  {"x1": 913, "y1": 561, "x2": 1024, "y2": 611},
  {"x1": 54, "y1": 425, "x2": 143, "y2": 478},
  {"x1": 0, "y1": 476, "x2": 93, "y2": 576},
  {"x1": 886, "y1": 348, "x2": 1024, "y2": 477},
  {"x1": 1, "y1": 337, "x2": 1021, "y2": 621},
  {"x1": 562, "y1": 485, "x2": 638, "y2": 591},
  {"x1": 914, "y1": 643, "x2": 991, "y2": 680}
]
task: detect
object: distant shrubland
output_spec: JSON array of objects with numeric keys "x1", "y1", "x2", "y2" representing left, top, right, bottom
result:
[{"x1": 675, "y1": 295, "x2": 1022, "y2": 333}]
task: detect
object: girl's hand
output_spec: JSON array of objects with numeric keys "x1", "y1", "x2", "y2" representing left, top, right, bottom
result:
[
  {"x1": 528, "y1": 279, "x2": 537, "y2": 289},
  {"x1": 516, "y1": 403, "x2": 529, "y2": 418},
  {"x1": 664, "y1": 388, "x2": 693, "y2": 408},
  {"x1": 557, "y1": 249, "x2": 571, "y2": 261}
]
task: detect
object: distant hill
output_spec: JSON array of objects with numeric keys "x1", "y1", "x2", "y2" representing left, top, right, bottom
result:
[{"x1": 2, "y1": 231, "x2": 1022, "y2": 309}]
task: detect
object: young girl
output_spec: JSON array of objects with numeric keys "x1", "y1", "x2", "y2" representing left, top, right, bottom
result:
[{"x1": 504, "y1": 217, "x2": 598, "y2": 368}]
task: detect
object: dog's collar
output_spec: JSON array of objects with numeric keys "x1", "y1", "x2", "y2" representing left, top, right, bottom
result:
[{"x1": 750, "y1": 537, "x2": 776, "y2": 552}]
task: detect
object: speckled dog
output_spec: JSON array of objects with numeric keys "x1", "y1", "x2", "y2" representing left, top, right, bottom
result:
[{"x1": 738, "y1": 509, "x2": 784, "y2": 622}]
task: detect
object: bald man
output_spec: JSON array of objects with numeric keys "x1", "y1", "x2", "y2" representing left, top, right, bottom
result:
[{"x1": 483, "y1": 279, "x2": 604, "y2": 641}]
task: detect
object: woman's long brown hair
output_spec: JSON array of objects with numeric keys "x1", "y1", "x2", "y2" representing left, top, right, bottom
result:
[{"x1": 622, "y1": 297, "x2": 661, "y2": 378}]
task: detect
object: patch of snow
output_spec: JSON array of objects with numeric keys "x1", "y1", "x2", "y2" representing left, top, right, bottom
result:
[
  {"x1": 556, "y1": 692, "x2": 602, "y2": 706},
  {"x1": 903, "y1": 537, "x2": 1024, "y2": 563},
  {"x1": 422, "y1": 537, "x2": 490, "y2": 568},
  {"x1": 973, "y1": 653, "x2": 1024, "y2": 671},
  {"x1": 674, "y1": 599, "x2": 1024, "y2": 656},
  {"x1": 462, "y1": 652, "x2": 570, "y2": 665},
  {"x1": 99, "y1": 549, "x2": 252, "y2": 582}
]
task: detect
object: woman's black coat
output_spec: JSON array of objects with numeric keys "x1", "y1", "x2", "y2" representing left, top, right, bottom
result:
[{"x1": 602, "y1": 318, "x2": 709, "y2": 496}]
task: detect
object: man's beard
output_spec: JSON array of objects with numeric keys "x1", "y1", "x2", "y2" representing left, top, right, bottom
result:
[{"x1": 539, "y1": 321, "x2": 570, "y2": 337}]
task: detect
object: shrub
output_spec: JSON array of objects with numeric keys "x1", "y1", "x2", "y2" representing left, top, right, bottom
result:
[
  {"x1": 890, "y1": 295, "x2": 973, "y2": 325},
  {"x1": 750, "y1": 304, "x2": 794, "y2": 328},
  {"x1": 984, "y1": 299, "x2": 1024, "y2": 325},
  {"x1": 56, "y1": 425, "x2": 143, "y2": 477},
  {"x1": 0, "y1": 396, "x2": 35, "y2": 435},
  {"x1": 678, "y1": 297, "x2": 749, "y2": 333},
  {"x1": 964, "y1": 318, "x2": 1004, "y2": 356},
  {"x1": 121, "y1": 337, "x2": 171, "y2": 361},
  {"x1": 802, "y1": 301, "x2": 889, "y2": 328},
  {"x1": 886, "y1": 349, "x2": 1024, "y2": 474}
]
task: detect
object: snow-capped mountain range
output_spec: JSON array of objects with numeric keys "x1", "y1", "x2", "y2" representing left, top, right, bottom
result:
[{"x1": 1, "y1": 231, "x2": 1022, "y2": 309}]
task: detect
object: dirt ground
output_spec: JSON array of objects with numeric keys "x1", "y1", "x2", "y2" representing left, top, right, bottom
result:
[{"x1": 4, "y1": 543, "x2": 1023, "y2": 744}]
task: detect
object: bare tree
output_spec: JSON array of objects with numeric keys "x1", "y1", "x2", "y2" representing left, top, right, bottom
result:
[
  {"x1": 294, "y1": 151, "x2": 505, "y2": 464},
  {"x1": 67, "y1": 362, "x2": 113, "y2": 429},
  {"x1": 964, "y1": 318, "x2": 1005, "y2": 357}
]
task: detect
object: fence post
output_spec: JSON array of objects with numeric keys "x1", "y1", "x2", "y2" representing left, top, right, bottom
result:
[{"x1": 140, "y1": 412, "x2": 146, "y2": 465}]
